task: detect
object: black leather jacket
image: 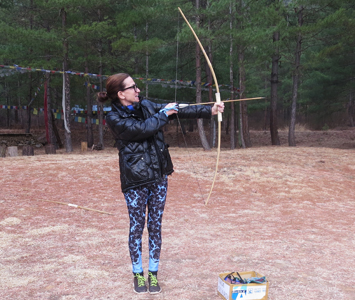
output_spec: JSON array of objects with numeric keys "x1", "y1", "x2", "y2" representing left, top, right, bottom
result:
[{"x1": 106, "y1": 98, "x2": 212, "y2": 192}]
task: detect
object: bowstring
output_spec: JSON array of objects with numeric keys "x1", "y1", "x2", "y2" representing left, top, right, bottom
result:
[{"x1": 175, "y1": 11, "x2": 205, "y2": 204}]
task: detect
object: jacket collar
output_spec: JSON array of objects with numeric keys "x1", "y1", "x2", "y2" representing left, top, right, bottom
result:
[{"x1": 111, "y1": 97, "x2": 143, "y2": 118}]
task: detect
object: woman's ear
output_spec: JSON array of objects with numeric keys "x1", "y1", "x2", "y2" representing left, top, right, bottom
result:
[{"x1": 117, "y1": 91, "x2": 124, "y2": 100}]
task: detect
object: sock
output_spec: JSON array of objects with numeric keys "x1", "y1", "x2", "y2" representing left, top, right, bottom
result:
[{"x1": 149, "y1": 270, "x2": 158, "y2": 276}]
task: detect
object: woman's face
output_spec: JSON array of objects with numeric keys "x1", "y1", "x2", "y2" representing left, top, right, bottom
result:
[{"x1": 118, "y1": 76, "x2": 140, "y2": 105}]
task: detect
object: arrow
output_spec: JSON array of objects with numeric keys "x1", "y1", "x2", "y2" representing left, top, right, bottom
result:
[
  {"x1": 178, "y1": 97, "x2": 265, "y2": 108},
  {"x1": 37, "y1": 199, "x2": 114, "y2": 215}
]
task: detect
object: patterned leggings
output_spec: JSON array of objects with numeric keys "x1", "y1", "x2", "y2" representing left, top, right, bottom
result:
[{"x1": 124, "y1": 177, "x2": 168, "y2": 273}]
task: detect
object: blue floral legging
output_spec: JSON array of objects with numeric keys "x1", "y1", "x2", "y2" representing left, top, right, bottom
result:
[{"x1": 123, "y1": 177, "x2": 168, "y2": 273}]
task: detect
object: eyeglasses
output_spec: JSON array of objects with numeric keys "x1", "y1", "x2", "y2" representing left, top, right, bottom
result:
[{"x1": 121, "y1": 84, "x2": 139, "y2": 92}]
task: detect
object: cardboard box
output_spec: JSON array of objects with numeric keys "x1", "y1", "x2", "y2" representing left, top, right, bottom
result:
[{"x1": 218, "y1": 271, "x2": 269, "y2": 300}]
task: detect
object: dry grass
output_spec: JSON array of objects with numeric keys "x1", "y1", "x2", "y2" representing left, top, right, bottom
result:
[{"x1": 1, "y1": 128, "x2": 355, "y2": 300}]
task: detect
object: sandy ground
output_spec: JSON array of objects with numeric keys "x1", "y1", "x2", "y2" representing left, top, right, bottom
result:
[{"x1": 1, "y1": 128, "x2": 355, "y2": 300}]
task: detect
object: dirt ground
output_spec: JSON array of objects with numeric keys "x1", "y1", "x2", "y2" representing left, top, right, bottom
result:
[{"x1": 1, "y1": 128, "x2": 355, "y2": 300}]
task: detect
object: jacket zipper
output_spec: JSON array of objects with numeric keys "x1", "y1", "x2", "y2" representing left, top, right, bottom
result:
[{"x1": 142, "y1": 104, "x2": 164, "y2": 179}]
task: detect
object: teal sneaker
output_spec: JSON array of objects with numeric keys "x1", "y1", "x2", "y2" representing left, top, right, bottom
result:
[
  {"x1": 148, "y1": 272, "x2": 162, "y2": 294},
  {"x1": 133, "y1": 273, "x2": 147, "y2": 294}
]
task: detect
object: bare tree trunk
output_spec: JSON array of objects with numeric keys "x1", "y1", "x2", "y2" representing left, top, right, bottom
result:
[
  {"x1": 64, "y1": 73, "x2": 72, "y2": 152},
  {"x1": 45, "y1": 73, "x2": 56, "y2": 146},
  {"x1": 289, "y1": 6, "x2": 303, "y2": 147},
  {"x1": 270, "y1": 31, "x2": 281, "y2": 145},
  {"x1": 44, "y1": 78, "x2": 50, "y2": 143},
  {"x1": 62, "y1": 8, "x2": 72, "y2": 152},
  {"x1": 51, "y1": 111, "x2": 63, "y2": 148},
  {"x1": 263, "y1": 70, "x2": 268, "y2": 131},
  {"x1": 25, "y1": 0, "x2": 34, "y2": 134},
  {"x1": 134, "y1": 25, "x2": 139, "y2": 75},
  {"x1": 237, "y1": 0, "x2": 250, "y2": 148},
  {"x1": 26, "y1": 73, "x2": 32, "y2": 134},
  {"x1": 239, "y1": 51, "x2": 251, "y2": 147},
  {"x1": 5, "y1": 81, "x2": 10, "y2": 128},
  {"x1": 85, "y1": 61, "x2": 94, "y2": 148},
  {"x1": 98, "y1": 60, "x2": 104, "y2": 149},
  {"x1": 146, "y1": 21, "x2": 149, "y2": 98},
  {"x1": 207, "y1": 63, "x2": 215, "y2": 147},
  {"x1": 195, "y1": 0, "x2": 210, "y2": 150},
  {"x1": 83, "y1": 11, "x2": 93, "y2": 147},
  {"x1": 205, "y1": 16, "x2": 215, "y2": 148},
  {"x1": 347, "y1": 90, "x2": 354, "y2": 127},
  {"x1": 229, "y1": 1, "x2": 236, "y2": 149},
  {"x1": 19, "y1": 83, "x2": 24, "y2": 128},
  {"x1": 15, "y1": 80, "x2": 20, "y2": 125},
  {"x1": 208, "y1": 70, "x2": 215, "y2": 147},
  {"x1": 239, "y1": 101, "x2": 245, "y2": 148},
  {"x1": 98, "y1": 9, "x2": 104, "y2": 149}
]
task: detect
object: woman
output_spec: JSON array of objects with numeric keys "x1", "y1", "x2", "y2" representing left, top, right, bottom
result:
[{"x1": 97, "y1": 73, "x2": 224, "y2": 294}]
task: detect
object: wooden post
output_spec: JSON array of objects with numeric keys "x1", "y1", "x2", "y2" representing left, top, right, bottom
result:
[
  {"x1": 0, "y1": 144, "x2": 6, "y2": 157},
  {"x1": 22, "y1": 145, "x2": 34, "y2": 156},
  {"x1": 7, "y1": 146, "x2": 18, "y2": 157},
  {"x1": 81, "y1": 141, "x2": 88, "y2": 152},
  {"x1": 45, "y1": 144, "x2": 56, "y2": 154}
]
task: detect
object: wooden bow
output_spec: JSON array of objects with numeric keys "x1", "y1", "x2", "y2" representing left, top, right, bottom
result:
[{"x1": 178, "y1": 7, "x2": 221, "y2": 206}]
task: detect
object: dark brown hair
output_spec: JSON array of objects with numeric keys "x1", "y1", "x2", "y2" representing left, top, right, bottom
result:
[{"x1": 97, "y1": 73, "x2": 130, "y2": 103}]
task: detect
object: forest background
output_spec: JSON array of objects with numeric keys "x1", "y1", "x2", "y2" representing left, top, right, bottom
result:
[{"x1": 0, "y1": 0, "x2": 354, "y2": 151}]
